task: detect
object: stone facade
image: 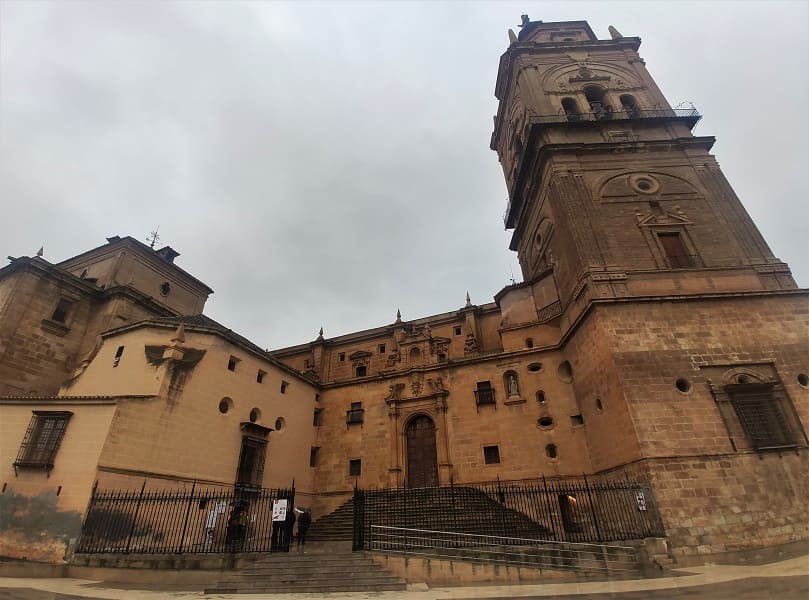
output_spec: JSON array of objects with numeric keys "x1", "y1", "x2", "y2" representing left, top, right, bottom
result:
[{"x1": 0, "y1": 18, "x2": 807, "y2": 564}]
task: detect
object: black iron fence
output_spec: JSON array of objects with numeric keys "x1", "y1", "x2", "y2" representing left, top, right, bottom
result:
[
  {"x1": 76, "y1": 482, "x2": 295, "y2": 554},
  {"x1": 353, "y1": 476, "x2": 664, "y2": 550}
]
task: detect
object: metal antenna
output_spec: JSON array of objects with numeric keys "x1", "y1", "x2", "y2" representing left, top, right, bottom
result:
[{"x1": 146, "y1": 226, "x2": 161, "y2": 249}]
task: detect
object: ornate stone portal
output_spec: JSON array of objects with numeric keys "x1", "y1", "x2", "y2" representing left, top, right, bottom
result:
[{"x1": 384, "y1": 377, "x2": 452, "y2": 488}]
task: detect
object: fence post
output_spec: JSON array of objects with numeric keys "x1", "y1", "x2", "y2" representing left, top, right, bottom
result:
[
  {"x1": 450, "y1": 477, "x2": 458, "y2": 542},
  {"x1": 178, "y1": 481, "x2": 196, "y2": 553},
  {"x1": 352, "y1": 481, "x2": 363, "y2": 551},
  {"x1": 582, "y1": 473, "x2": 603, "y2": 541},
  {"x1": 541, "y1": 474, "x2": 558, "y2": 540},
  {"x1": 125, "y1": 480, "x2": 147, "y2": 553},
  {"x1": 496, "y1": 476, "x2": 507, "y2": 539}
]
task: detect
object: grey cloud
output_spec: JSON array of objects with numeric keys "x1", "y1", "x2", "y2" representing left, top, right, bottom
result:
[{"x1": 2, "y1": 1, "x2": 806, "y2": 349}]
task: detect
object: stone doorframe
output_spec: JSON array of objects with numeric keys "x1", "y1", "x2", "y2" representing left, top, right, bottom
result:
[{"x1": 384, "y1": 379, "x2": 453, "y2": 488}]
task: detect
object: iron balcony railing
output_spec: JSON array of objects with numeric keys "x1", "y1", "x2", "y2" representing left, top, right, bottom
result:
[
  {"x1": 665, "y1": 254, "x2": 699, "y2": 269},
  {"x1": 474, "y1": 388, "x2": 496, "y2": 406},
  {"x1": 346, "y1": 408, "x2": 365, "y2": 425},
  {"x1": 546, "y1": 106, "x2": 701, "y2": 125},
  {"x1": 367, "y1": 526, "x2": 638, "y2": 574}
]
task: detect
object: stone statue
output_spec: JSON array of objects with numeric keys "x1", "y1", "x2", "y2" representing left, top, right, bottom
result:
[{"x1": 508, "y1": 374, "x2": 520, "y2": 397}]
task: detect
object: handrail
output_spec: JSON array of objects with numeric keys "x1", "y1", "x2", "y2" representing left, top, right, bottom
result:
[{"x1": 367, "y1": 525, "x2": 639, "y2": 574}]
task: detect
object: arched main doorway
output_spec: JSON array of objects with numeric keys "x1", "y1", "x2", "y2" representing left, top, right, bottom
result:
[{"x1": 405, "y1": 415, "x2": 439, "y2": 488}]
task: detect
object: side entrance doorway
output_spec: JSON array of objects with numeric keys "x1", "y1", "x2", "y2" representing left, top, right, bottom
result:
[{"x1": 405, "y1": 415, "x2": 439, "y2": 488}]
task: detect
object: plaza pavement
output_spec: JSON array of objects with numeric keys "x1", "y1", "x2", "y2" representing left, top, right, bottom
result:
[{"x1": 0, "y1": 553, "x2": 806, "y2": 600}]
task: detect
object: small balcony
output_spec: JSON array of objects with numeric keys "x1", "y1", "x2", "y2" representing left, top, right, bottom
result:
[
  {"x1": 346, "y1": 408, "x2": 365, "y2": 425},
  {"x1": 544, "y1": 106, "x2": 701, "y2": 127},
  {"x1": 665, "y1": 254, "x2": 699, "y2": 269},
  {"x1": 474, "y1": 388, "x2": 496, "y2": 406}
]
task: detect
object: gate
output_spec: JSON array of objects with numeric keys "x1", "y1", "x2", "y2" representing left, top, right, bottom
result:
[{"x1": 77, "y1": 482, "x2": 295, "y2": 554}]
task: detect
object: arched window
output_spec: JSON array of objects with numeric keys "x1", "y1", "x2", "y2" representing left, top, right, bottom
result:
[
  {"x1": 584, "y1": 85, "x2": 610, "y2": 119},
  {"x1": 620, "y1": 94, "x2": 640, "y2": 118},
  {"x1": 561, "y1": 97, "x2": 581, "y2": 122}
]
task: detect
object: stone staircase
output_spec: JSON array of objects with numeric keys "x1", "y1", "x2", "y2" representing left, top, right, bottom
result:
[
  {"x1": 357, "y1": 486, "x2": 553, "y2": 539},
  {"x1": 204, "y1": 541, "x2": 407, "y2": 594},
  {"x1": 306, "y1": 498, "x2": 355, "y2": 541}
]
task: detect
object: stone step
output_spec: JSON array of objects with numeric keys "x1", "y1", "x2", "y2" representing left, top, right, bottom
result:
[
  {"x1": 207, "y1": 582, "x2": 407, "y2": 594},
  {"x1": 240, "y1": 563, "x2": 391, "y2": 575},
  {"x1": 205, "y1": 549, "x2": 408, "y2": 594},
  {"x1": 218, "y1": 572, "x2": 402, "y2": 584}
]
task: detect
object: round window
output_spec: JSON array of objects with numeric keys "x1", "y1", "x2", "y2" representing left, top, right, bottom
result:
[
  {"x1": 675, "y1": 378, "x2": 692, "y2": 393},
  {"x1": 629, "y1": 174, "x2": 660, "y2": 195}
]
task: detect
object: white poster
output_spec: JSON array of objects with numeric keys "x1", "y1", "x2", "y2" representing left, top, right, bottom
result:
[
  {"x1": 272, "y1": 498, "x2": 288, "y2": 522},
  {"x1": 635, "y1": 491, "x2": 647, "y2": 511}
]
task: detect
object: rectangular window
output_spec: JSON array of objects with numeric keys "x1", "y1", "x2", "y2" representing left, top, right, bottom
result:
[
  {"x1": 113, "y1": 345, "x2": 124, "y2": 367},
  {"x1": 349, "y1": 458, "x2": 362, "y2": 477},
  {"x1": 338, "y1": 352, "x2": 346, "y2": 362},
  {"x1": 304, "y1": 358, "x2": 313, "y2": 369},
  {"x1": 13, "y1": 411, "x2": 73, "y2": 472},
  {"x1": 378, "y1": 343, "x2": 386, "y2": 354},
  {"x1": 454, "y1": 326, "x2": 462, "y2": 336},
  {"x1": 51, "y1": 298, "x2": 73, "y2": 324},
  {"x1": 235, "y1": 437, "x2": 267, "y2": 489},
  {"x1": 280, "y1": 380, "x2": 289, "y2": 394},
  {"x1": 347, "y1": 402, "x2": 364, "y2": 424},
  {"x1": 257, "y1": 370, "x2": 266, "y2": 384},
  {"x1": 483, "y1": 445, "x2": 501, "y2": 464},
  {"x1": 570, "y1": 414, "x2": 584, "y2": 426},
  {"x1": 355, "y1": 365, "x2": 367, "y2": 377},
  {"x1": 657, "y1": 232, "x2": 694, "y2": 268},
  {"x1": 475, "y1": 381, "x2": 495, "y2": 406},
  {"x1": 227, "y1": 356, "x2": 239, "y2": 372},
  {"x1": 309, "y1": 447, "x2": 320, "y2": 468},
  {"x1": 731, "y1": 388, "x2": 796, "y2": 450},
  {"x1": 313, "y1": 408, "x2": 322, "y2": 427}
]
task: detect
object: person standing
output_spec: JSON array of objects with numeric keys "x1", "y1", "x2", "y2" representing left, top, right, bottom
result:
[
  {"x1": 283, "y1": 504, "x2": 296, "y2": 550},
  {"x1": 297, "y1": 508, "x2": 312, "y2": 547}
]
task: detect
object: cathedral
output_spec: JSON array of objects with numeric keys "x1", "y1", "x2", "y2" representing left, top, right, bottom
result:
[{"x1": 1, "y1": 18, "x2": 806, "y2": 567}]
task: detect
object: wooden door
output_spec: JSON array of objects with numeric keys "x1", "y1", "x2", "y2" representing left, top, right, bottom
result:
[{"x1": 405, "y1": 415, "x2": 439, "y2": 488}]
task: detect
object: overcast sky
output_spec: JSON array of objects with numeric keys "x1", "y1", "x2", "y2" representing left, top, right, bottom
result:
[{"x1": 2, "y1": 1, "x2": 807, "y2": 349}]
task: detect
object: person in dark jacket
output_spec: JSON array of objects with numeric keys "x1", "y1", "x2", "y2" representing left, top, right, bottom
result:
[
  {"x1": 297, "y1": 508, "x2": 312, "y2": 546},
  {"x1": 283, "y1": 505, "x2": 296, "y2": 550}
]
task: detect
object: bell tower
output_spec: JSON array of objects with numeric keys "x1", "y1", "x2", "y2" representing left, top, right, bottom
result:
[{"x1": 491, "y1": 18, "x2": 796, "y2": 308}]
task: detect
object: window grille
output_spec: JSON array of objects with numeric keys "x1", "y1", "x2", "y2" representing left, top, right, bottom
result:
[
  {"x1": 346, "y1": 402, "x2": 364, "y2": 425},
  {"x1": 235, "y1": 438, "x2": 267, "y2": 489},
  {"x1": 731, "y1": 390, "x2": 796, "y2": 449},
  {"x1": 14, "y1": 411, "x2": 73, "y2": 473},
  {"x1": 235, "y1": 422, "x2": 270, "y2": 490},
  {"x1": 474, "y1": 382, "x2": 496, "y2": 406}
]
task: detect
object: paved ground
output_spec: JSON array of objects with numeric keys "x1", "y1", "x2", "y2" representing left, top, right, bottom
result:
[{"x1": 1, "y1": 554, "x2": 807, "y2": 599}]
